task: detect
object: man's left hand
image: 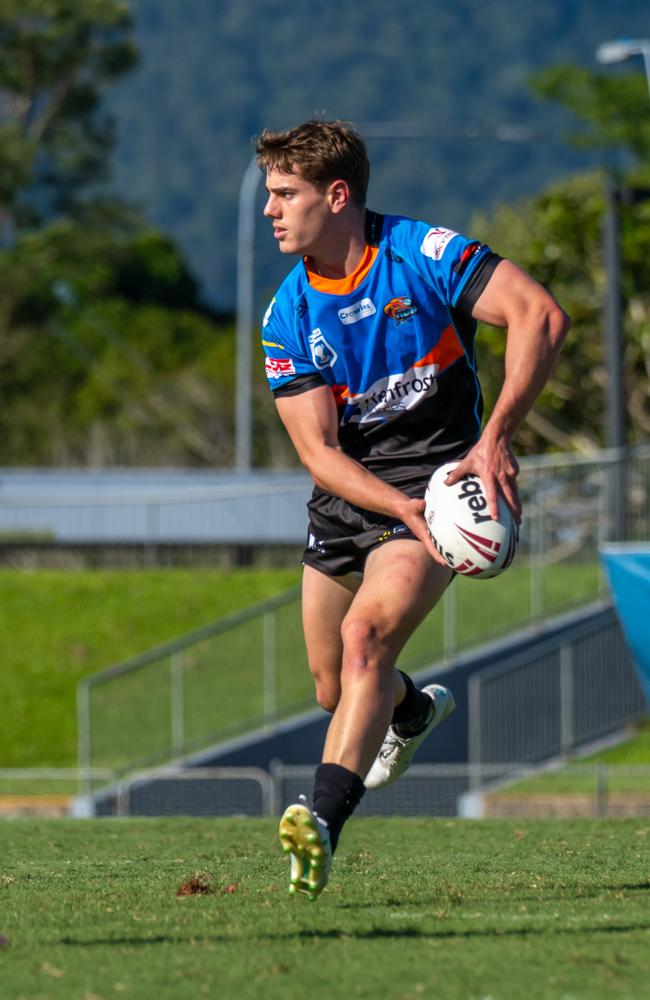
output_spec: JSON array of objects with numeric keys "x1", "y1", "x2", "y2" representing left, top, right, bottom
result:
[{"x1": 444, "y1": 437, "x2": 521, "y2": 523}]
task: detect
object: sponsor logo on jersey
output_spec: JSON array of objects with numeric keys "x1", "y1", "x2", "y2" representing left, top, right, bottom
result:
[
  {"x1": 383, "y1": 296, "x2": 419, "y2": 325},
  {"x1": 420, "y1": 227, "x2": 458, "y2": 261},
  {"x1": 265, "y1": 356, "x2": 296, "y2": 379},
  {"x1": 308, "y1": 328, "x2": 338, "y2": 369},
  {"x1": 345, "y1": 360, "x2": 439, "y2": 423},
  {"x1": 384, "y1": 248, "x2": 404, "y2": 263},
  {"x1": 262, "y1": 297, "x2": 276, "y2": 327},
  {"x1": 338, "y1": 297, "x2": 376, "y2": 326},
  {"x1": 342, "y1": 324, "x2": 464, "y2": 424},
  {"x1": 295, "y1": 297, "x2": 308, "y2": 318}
]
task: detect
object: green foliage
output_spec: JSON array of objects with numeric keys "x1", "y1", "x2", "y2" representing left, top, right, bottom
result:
[
  {"x1": 533, "y1": 64, "x2": 650, "y2": 160},
  {"x1": 0, "y1": 2, "x2": 238, "y2": 467},
  {"x1": 1, "y1": 818, "x2": 650, "y2": 998},
  {"x1": 473, "y1": 62, "x2": 650, "y2": 452},
  {"x1": 0, "y1": 0, "x2": 137, "y2": 220}
]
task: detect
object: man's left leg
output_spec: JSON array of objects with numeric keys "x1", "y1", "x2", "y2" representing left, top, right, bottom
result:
[{"x1": 305, "y1": 540, "x2": 452, "y2": 883}]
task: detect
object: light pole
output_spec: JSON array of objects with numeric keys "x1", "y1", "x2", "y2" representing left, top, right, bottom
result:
[
  {"x1": 595, "y1": 39, "x2": 650, "y2": 538},
  {"x1": 596, "y1": 38, "x2": 650, "y2": 97}
]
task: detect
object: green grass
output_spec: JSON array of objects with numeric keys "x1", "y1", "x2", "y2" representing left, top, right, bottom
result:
[
  {"x1": 494, "y1": 721, "x2": 650, "y2": 798},
  {"x1": 1, "y1": 559, "x2": 605, "y2": 770},
  {"x1": 0, "y1": 568, "x2": 300, "y2": 768},
  {"x1": 1, "y1": 817, "x2": 649, "y2": 999}
]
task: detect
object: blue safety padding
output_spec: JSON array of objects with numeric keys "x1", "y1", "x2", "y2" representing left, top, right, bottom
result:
[{"x1": 600, "y1": 546, "x2": 650, "y2": 707}]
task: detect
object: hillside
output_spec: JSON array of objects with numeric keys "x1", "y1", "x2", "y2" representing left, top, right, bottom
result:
[{"x1": 106, "y1": 0, "x2": 650, "y2": 309}]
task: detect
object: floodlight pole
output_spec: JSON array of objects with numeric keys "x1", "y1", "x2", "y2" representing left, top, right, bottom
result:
[
  {"x1": 235, "y1": 155, "x2": 262, "y2": 472},
  {"x1": 602, "y1": 181, "x2": 626, "y2": 540}
]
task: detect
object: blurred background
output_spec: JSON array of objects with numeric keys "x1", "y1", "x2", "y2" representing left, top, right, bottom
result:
[{"x1": 0, "y1": 0, "x2": 649, "y2": 820}]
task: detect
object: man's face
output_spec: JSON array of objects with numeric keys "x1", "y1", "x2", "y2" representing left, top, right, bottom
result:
[{"x1": 263, "y1": 167, "x2": 333, "y2": 258}]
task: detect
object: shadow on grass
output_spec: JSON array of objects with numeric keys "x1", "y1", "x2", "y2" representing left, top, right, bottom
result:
[{"x1": 56, "y1": 921, "x2": 650, "y2": 948}]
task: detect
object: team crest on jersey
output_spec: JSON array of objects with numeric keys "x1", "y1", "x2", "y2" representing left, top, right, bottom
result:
[
  {"x1": 383, "y1": 296, "x2": 419, "y2": 325},
  {"x1": 308, "y1": 328, "x2": 338, "y2": 369}
]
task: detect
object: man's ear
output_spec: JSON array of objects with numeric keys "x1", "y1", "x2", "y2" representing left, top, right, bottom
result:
[{"x1": 327, "y1": 179, "x2": 350, "y2": 213}]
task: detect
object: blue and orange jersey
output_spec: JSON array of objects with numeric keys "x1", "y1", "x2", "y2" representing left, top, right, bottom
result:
[{"x1": 261, "y1": 211, "x2": 501, "y2": 489}]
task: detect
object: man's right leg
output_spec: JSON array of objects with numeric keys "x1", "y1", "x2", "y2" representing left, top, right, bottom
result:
[{"x1": 279, "y1": 566, "x2": 362, "y2": 899}]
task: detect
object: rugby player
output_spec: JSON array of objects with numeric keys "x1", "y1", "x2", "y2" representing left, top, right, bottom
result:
[{"x1": 256, "y1": 120, "x2": 569, "y2": 900}]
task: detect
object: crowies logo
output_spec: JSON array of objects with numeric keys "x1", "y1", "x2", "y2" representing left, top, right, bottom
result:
[
  {"x1": 308, "y1": 328, "x2": 338, "y2": 369},
  {"x1": 420, "y1": 227, "x2": 458, "y2": 261},
  {"x1": 338, "y1": 298, "x2": 376, "y2": 326},
  {"x1": 383, "y1": 296, "x2": 419, "y2": 325}
]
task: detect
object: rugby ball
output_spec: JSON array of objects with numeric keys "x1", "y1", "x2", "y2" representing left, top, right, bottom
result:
[{"x1": 424, "y1": 462, "x2": 518, "y2": 579}]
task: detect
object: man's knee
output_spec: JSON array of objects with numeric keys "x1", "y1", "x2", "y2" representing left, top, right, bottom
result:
[
  {"x1": 340, "y1": 613, "x2": 390, "y2": 673},
  {"x1": 314, "y1": 680, "x2": 340, "y2": 713}
]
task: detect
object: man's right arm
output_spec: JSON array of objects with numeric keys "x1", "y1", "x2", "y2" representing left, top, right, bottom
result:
[{"x1": 275, "y1": 385, "x2": 446, "y2": 563}]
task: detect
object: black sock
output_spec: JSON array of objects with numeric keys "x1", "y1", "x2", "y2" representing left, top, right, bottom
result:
[
  {"x1": 391, "y1": 671, "x2": 434, "y2": 737},
  {"x1": 312, "y1": 763, "x2": 365, "y2": 853}
]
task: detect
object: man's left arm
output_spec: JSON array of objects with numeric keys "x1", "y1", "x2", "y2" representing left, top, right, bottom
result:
[{"x1": 445, "y1": 259, "x2": 570, "y2": 521}]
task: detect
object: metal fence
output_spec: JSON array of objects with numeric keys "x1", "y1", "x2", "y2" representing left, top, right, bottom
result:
[
  {"x1": 468, "y1": 605, "x2": 647, "y2": 780},
  {"x1": 74, "y1": 762, "x2": 650, "y2": 820},
  {"x1": 2, "y1": 761, "x2": 648, "y2": 821},
  {"x1": 76, "y1": 447, "x2": 650, "y2": 778}
]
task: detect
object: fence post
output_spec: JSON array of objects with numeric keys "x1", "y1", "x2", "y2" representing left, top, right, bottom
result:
[
  {"x1": 170, "y1": 652, "x2": 185, "y2": 758},
  {"x1": 559, "y1": 643, "x2": 574, "y2": 756},
  {"x1": 530, "y1": 470, "x2": 544, "y2": 623},
  {"x1": 442, "y1": 577, "x2": 457, "y2": 660},
  {"x1": 263, "y1": 611, "x2": 277, "y2": 723},
  {"x1": 595, "y1": 765, "x2": 608, "y2": 817},
  {"x1": 467, "y1": 675, "x2": 482, "y2": 790},
  {"x1": 77, "y1": 680, "x2": 92, "y2": 798}
]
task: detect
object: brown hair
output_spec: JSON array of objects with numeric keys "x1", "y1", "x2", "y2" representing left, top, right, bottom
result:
[{"x1": 255, "y1": 120, "x2": 369, "y2": 206}]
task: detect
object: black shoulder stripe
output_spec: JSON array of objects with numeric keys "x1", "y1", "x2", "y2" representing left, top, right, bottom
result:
[
  {"x1": 364, "y1": 210, "x2": 384, "y2": 246},
  {"x1": 457, "y1": 252, "x2": 504, "y2": 314},
  {"x1": 272, "y1": 373, "x2": 326, "y2": 397}
]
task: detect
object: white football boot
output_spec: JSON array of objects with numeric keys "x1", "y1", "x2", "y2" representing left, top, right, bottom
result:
[
  {"x1": 364, "y1": 683, "x2": 456, "y2": 789},
  {"x1": 278, "y1": 795, "x2": 332, "y2": 901}
]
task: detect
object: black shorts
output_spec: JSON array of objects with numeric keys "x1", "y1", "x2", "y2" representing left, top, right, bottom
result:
[{"x1": 302, "y1": 481, "x2": 427, "y2": 577}]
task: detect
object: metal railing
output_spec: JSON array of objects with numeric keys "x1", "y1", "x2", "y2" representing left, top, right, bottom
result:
[
  {"x1": 468, "y1": 605, "x2": 647, "y2": 781},
  {"x1": 2, "y1": 761, "x2": 649, "y2": 821},
  {"x1": 77, "y1": 446, "x2": 650, "y2": 777}
]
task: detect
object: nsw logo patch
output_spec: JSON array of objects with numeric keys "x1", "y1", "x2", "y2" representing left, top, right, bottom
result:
[{"x1": 308, "y1": 328, "x2": 338, "y2": 369}]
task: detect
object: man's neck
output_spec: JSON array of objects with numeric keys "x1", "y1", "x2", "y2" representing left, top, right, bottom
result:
[{"x1": 307, "y1": 209, "x2": 367, "y2": 279}]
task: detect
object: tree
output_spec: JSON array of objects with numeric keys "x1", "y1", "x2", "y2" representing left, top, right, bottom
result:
[
  {"x1": 472, "y1": 66, "x2": 650, "y2": 453},
  {"x1": 0, "y1": 0, "x2": 137, "y2": 235},
  {"x1": 0, "y1": 2, "x2": 241, "y2": 468}
]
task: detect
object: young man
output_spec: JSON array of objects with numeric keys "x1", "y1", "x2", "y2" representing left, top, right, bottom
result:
[{"x1": 256, "y1": 120, "x2": 569, "y2": 901}]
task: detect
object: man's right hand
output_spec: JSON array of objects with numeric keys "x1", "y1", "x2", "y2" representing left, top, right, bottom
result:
[{"x1": 396, "y1": 496, "x2": 451, "y2": 568}]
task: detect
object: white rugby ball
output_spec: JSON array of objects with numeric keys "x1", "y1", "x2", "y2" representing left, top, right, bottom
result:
[{"x1": 424, "y1": 462, "x2": 518, "y2": 579}]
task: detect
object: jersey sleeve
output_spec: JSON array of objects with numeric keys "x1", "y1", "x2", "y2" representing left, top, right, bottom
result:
[
  {"x1": 388, "y1": 217, "x2": 501, "y2": 314},
  {"x1": 260, "y1": 291, "x2": 318, "y2": 394}
]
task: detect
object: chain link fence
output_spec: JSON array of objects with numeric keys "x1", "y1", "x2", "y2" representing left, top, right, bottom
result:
[{"x1": 75, "y1": 447, "x2": 650, "y2": 778}]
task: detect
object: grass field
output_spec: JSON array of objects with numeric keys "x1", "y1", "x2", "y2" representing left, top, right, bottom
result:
[
  {"x1": 0, "y1": 567, "x2": 300, "y2": 767},
  {"x1": 1, "y1": 817, "x2": 649, "y2": 999}
]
